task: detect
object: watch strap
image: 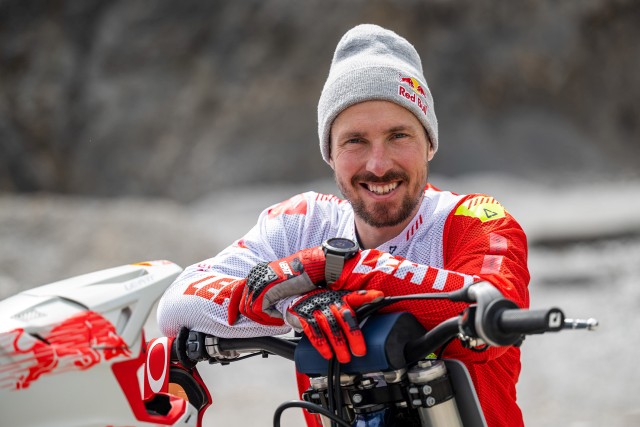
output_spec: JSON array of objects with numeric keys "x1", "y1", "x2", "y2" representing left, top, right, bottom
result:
[{"x1": 325, "y1": 252, "x2": 345, "y2": 285}]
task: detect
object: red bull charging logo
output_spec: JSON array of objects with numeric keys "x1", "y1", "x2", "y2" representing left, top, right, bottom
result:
[
  {"x1": 399, "y1": 76, "x2": 428, "y2": 115},
  {"x1": 0, "y1": 311, "x2": 131, "y2": 390}
]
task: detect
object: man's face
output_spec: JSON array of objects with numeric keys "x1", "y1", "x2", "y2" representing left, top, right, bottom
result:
[{"x1": 329, "y1": 100, "x2": 434, "y2": 228}]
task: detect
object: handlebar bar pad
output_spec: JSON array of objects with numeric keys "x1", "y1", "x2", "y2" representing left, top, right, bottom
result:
[{"x1": 295, "y1": 312, "x2": 426, "y2": 375}]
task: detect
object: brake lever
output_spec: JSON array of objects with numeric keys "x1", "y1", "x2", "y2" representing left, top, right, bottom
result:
[
  {"x1": 354, "y1": 285, "x2": 478, "y2": 319},
  {"x1": 354, "y1": 297, "x2": 394, "y2": 319}
]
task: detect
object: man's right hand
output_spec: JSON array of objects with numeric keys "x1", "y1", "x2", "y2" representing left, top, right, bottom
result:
[
  {"x1": 285, "y1": 289, "x2": 384, "y2": 363},
  {"x1": 236, "y1": 246, "x2": 327, "y2": 325}
]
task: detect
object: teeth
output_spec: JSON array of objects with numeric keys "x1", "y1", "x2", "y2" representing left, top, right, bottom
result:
[{"x1": 367, "y1": 182, "x2": 399, "y2": 195}]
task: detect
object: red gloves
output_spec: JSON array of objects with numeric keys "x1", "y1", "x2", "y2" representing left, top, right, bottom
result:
[
  {"x1": 230, "y1": 246, "x2": 327, "y2": 326},
  {"x1": 285, "y1": 289, "x2": 383, "y2": 363},
  {"x1": 225, "y1": 245, "x2": 383, "y2": 362}
]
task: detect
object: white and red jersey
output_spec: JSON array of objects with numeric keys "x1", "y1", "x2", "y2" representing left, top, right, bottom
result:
[{"x1": 157, "y1": 184, "x2": 530, "y2": 427}]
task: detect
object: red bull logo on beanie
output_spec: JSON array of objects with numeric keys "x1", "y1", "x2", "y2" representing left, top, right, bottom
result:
[{"x1": 399, "y1": 75, "x2": 428, "y2": 115}]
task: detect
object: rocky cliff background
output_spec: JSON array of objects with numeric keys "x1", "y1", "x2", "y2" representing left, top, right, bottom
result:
[
  {"x1": 1, "y1": 0, "x2": 639, "y2": 200},
  {"x1": 1, "y1": 1, "x2": 639, "y2": 426}
]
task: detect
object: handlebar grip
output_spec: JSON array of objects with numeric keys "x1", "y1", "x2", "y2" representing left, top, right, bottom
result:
[{"x1": 498, "y1": 307, "x2": 565, "y2": 334}]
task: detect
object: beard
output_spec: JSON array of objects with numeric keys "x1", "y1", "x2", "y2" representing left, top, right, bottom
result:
[{"x1": 335, "y1": 169, "x2": 427, "y2": 228}]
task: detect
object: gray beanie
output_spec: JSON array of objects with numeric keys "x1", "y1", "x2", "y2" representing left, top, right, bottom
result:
[{"x1": 318, "y1": 24, "x2": 438, "y2": 164}]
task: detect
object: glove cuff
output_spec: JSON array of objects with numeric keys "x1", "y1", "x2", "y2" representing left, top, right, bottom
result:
[{"x1": 295, "y1": 246, "x2": 326, "y2": 284}]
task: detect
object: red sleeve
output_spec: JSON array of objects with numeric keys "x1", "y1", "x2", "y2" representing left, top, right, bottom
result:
[
  {"x1": 333, "y1": 194, "x2": 530, "y2": 364},
  {"x1": 439, "y1": 194, "x2": 530, "y2": 362},
  {"x1": 443, "y1": 194, "x2": 529, "y2": 309}
]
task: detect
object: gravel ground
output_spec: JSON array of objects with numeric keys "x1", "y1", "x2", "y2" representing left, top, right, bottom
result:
[{"x1": 2, "y1": 175, "x2": 640, "y2": 426}]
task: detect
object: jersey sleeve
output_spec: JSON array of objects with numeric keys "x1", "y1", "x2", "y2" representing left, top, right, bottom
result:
[
  {"x1": 334, "y1": 194, "x2": 529, "y2": 364},
  {"x1": 442, "y1": 194, "x2": 529, "y2": 308},
  {"x1": 156, "y1": 193, "x2": 315, "y2": 338}
]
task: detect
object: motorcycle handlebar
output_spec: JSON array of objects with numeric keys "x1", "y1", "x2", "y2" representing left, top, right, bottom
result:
[
  {"x1": 195, "y1": 305, "x2": 585, "y2": 367},
  {"x1": 181, "y1": 282, "x2": 597, "y2": 366},
  {"x1": 215, "y1": 336, "x2": 297, "y2": 361}
]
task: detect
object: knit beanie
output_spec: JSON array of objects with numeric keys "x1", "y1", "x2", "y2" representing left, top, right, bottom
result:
[{"x1": 318, "y1": 24, "x2": 438, "y2": 164}]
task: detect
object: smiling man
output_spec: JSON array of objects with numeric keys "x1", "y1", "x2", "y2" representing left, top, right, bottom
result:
[
  {"x1": 329, "y1": 100, "x2": 434, "y2": 248},
  {"x1": 158, "y1": 24, "x2": 530, "y2": 427}
]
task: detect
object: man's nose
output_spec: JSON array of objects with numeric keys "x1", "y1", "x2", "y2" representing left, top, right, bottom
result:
[{"x1": 365, "y1": 143, "x2": 393, "y2": 177}]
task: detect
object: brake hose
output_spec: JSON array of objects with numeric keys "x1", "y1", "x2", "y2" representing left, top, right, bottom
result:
[{"x1": 273, "y1": 400, "x2": 351, "y2": 427}]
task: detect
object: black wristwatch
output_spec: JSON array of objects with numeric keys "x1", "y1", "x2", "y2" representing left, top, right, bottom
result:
[{"x1": 322, "y1": 237, "x2": 359, "y2": 285}]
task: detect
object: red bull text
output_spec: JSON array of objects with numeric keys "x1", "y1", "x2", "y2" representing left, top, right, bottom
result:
[{"x1": 399, "y1": 76, "x2": 428, "y2": 115}]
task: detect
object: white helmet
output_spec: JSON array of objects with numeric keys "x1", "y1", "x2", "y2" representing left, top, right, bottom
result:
[{"x1": 0, "y1": 261, "x2": 209, "y2": 427}]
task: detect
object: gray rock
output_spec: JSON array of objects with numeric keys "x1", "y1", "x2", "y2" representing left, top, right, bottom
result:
[{"x1": 0, "y1": 0, "x2": 639, "y2": 201}]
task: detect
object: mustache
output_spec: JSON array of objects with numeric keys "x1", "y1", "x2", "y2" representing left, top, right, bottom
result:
[{"x1": 351, "y1": 170, "x2": 409, "y2": 185}]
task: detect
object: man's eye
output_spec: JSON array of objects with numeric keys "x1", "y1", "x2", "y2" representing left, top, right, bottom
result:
[
  {"x1": 392, "y1": 133, "x2": 408, "y2": 139},
  {"x1": 346, "y1": 138, "x2": 363, "y2": 144}
]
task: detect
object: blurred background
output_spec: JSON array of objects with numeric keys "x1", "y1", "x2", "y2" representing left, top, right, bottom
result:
[{"x1": 1, "y1": 0, "x2": 639, "y2": 426}]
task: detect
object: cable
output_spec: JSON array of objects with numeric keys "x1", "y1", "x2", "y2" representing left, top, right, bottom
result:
[
  {"x1": 326, "y1": 357, "x2": 337, "y2": 427},
  {"x1": 436, "y1": 337, "x2": 455, "y2": 360},
  {"x1": 273, "y1": 400, "x2": 351, "y2": 427},
  {"x1": 332, "y1": 357, "x2": 344, "y2": 421}
]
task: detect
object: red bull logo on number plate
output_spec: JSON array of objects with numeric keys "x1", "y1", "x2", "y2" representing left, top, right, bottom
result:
[{"x1": 399, "y1": 75, "x2": 428, "y2": 115}]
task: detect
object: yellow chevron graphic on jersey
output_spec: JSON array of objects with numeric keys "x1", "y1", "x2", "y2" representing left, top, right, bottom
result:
[{"x1": 455, "y1": 196, "x2": 506, "y2": 222}]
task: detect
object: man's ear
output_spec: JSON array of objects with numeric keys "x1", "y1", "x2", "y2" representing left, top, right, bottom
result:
[
  {"x1": 329, "y1": 155, "x2": 336, "y2": 170},
  {"x1": 424, "y1": 128, "x2": 435, "y2": 162},
  {"x1": 427, "y1": 142, "x2": 435, "y2": 162},
  {"x1": 328, "y1": 135, "x2": 336, "y2": 170}
]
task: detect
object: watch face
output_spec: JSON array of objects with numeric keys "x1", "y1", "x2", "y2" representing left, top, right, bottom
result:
[{"x1": 327, "y1": 237, "x2": 357, "y2": 250}]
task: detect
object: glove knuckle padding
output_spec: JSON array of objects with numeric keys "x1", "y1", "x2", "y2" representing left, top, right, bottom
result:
[
  {"x1": 246, "y1": 262, "x2": 277, "y2": 297},
  {"x1": 331, "y1": 305, "x2": 356, "y2": 334},
  {"x1": 341, "y1": 309, "x2": 358, "y2": 331},
  {"x1": 290, "y1": 257, "x2": 304, "y2": 273},
  {"x1": 305, "y1": 317, "x2": 324, "y2": 339},
  {"x1": 320, "y1": 305, "x2": 343, "y2": 338},
  {"x1": 293, "y1": 290, "x2": 345, "y2": 314},
  {"x1": 293, "y1": 292, "x2": 321, "y2": 317}
]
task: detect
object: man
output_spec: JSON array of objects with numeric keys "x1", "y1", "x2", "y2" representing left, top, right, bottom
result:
[{"x1": 157, "y1": 24, "x2": 529, "y2": 427}]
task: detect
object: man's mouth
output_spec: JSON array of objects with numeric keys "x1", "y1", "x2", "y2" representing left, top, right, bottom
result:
[{"x1": 362, "y1": 181, "x2": 400, "y2": 195}]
